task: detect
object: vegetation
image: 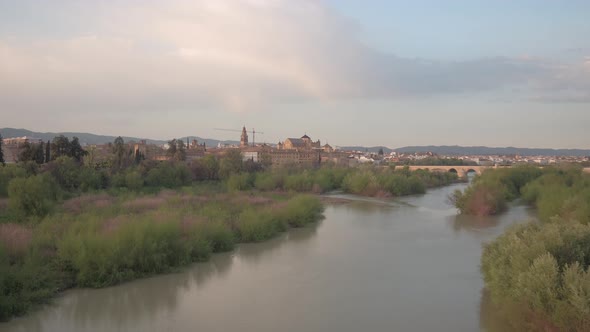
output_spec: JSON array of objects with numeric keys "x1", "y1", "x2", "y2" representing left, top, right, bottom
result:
[
  {"x1": 450, "y1": 165, "x2": 543, "y2": 216},
  {"x1": 454, "y1": 165, "x2": 590, "y2": 330},
  {"x1": 0, "y1": 136, "x2": 461, "y2": 321},
  {"x1": 227, "y1": 165, "x2": 457, "y2": 197},
  {"x1": 0, "y1": 133, "x2": 4, "y2": 165},
  {"x1": 0, "y1": 190, "x2": 323, "y2": 321}
]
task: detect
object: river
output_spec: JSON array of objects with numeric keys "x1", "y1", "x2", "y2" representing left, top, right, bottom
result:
[{"x1": 0, "y1": 183, "x2": 535, "y2": 332}]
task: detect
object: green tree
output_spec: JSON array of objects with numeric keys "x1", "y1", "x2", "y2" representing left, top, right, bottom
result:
[
  {"x1": 166, "y1": 139, "x2": 177, "y2": 158},
  {"x1": 51, "y1": 135, "x2": 70, "y2": 160},
  {"x1": 175, "y1": 139, "x2": 186, "y2": 161},
  {"x1": 45, "y1": 156, "x2": 82, "y2": 192},
  {"x1": 219, "y1": 149, "x2": 243, "y2": 179},
  {"x1": 69, "y1": 137, "x2": 87, "y2": 162},
  {"x1": 45, "y1": 140, "x2": 50, "y2": 163},
  {"x1": 18, "y1": 142, "x2": 45, "y2": 164},
  {"x1": 34, "y1": 142, "x2": 45, "y2": 164},
  {"x1": 18, "y1": 141, "x2": 35, "y2": 162},
  {"x1": 0, "y1": 133, "x2": 4, "y2": 165},
  {"x1": 112, "y1": 136, "x2": 126, "y2": 170},
  {"x1": 192, "y1": 155, "x2": 219, "y2": 180},
  {"x1": 378, "y1": 148, "x2": 384, "y2": 156}
]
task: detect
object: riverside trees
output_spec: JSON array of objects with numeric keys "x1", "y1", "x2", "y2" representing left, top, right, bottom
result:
[{"x1": 453, "y1": 166, "x2": 590, "y2": 330}]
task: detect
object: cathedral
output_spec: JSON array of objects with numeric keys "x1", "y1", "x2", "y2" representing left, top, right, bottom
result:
[{"x1": 277, "y1": 134, "x2": 321, "y2": 151}]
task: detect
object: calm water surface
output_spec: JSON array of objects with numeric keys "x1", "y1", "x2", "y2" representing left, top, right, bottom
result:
[{"x1": 0, "y1": 183, "x2": 534, "y2": 332}]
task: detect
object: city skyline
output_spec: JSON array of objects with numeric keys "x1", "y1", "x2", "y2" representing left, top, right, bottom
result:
[{"x1": 1, "y1": 1, "x2": 589, "y2": 148}]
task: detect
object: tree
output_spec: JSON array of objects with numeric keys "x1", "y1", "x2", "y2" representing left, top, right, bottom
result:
[
  {"x1": 45, "y1": 140, "x2": 50, "y2": 163},
  {"x1": 378, "y1": 148, "x2": 384, "y2": 156},
  {"x1": 34, "y1": 142, "x2": 45, "y2": 164},
  {"x1": 69, "y1": 137, "x2": 87, "y2": 162},
  {"x1": 51, "y1": 135, "x2": 70, "y2": 160},
  {"x1": 112, "y1": 136, "x2": 126, "y2": 170},
  {"x1": 18, "y1": 142, "x2": 35, "y2": 162},
  {"x1": 0, "y1": 133, "x2": 4, "y2": 165},
  {"x1": 134, "y1": 149, "x2": 144, "y2": 164},
  {"x1": 166, "y1": 139, "x2": 177, "y2": 159},
  {"x1": 199, "y1": 155, "x2": 219, "y2": 180},
  {"x1": 219, "y1": 149, "x2": 243, "y2": 179},
  {"x1": 175, "y1": 139, "x2": 186, "y2": 161}
]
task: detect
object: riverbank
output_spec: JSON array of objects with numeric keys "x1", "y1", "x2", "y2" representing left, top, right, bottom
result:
[
  {"x1": 0, "y1": 190, "x2": 323, "y2": 321},
  {"x1": 452, "y1": 165, "x2": 590, "y2": 331}
]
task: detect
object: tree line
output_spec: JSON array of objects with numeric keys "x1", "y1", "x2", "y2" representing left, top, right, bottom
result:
[{"x1": 451, "y1": 165, "x2": 590, "y2": 330}]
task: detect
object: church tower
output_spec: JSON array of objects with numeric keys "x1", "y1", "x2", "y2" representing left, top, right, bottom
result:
[{"x1": 240, "y1": 126, "x2": 249, "y2": 147}]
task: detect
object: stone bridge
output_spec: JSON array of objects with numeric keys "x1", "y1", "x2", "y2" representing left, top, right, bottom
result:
[
  {"x1": 406, "y1": 165, "x2": 502, "y2": 178},
  {"x1": 406, "y1": 165, "x2": 590, "y2": 178}
]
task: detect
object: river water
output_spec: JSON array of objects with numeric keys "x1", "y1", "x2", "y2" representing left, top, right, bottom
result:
[{"x1": 0, "y1": 183, "x2": 535, "y2": 332}]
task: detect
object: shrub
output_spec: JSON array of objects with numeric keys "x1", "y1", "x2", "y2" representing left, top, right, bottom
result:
[
  {"x1": 8, "y1": 174, "x2": 59, "y2": 219},
  {"x1": 226, "y1": 173, "x2": 254, "y2": 192},
  {"x1": 125, "y1": 170, "x2": 144, "y2": 191},
  {"x1": 235, "y1": 209, "x2": 280, "y2": 242},
  {"x1": 0, "y1": 164, "x2": 27, "y2": 197},
  {"x1": 145, "y1": 162, "x2": 191, "y2": 188},
  {"x1": 482, "y1": 221, "x2": 590, "y2": 331}
]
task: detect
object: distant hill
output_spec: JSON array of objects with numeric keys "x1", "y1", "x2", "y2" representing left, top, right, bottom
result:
[
  {"x1": 338, "y1": 144, "x2": 590, "y2": 156},
  {"x1": 178, "y1": 136, "x2": 240, "y2": 148},
  {"x1": 393, "y1": 145, "x2": 590, "y2": 157},
  {"x1": 0, "y1": 128, "x2": 239, "y2": 147},
  {"x1": 338, "y1": 146, "x2": 394, "y2": 154},
  {"x1": 0, "y1": 128, "x2": 165, "y2": 146}
]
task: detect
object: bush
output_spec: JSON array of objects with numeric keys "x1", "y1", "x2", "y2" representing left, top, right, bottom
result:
[
  {"x1": 0, "y1": 246, "x2": 62, "y2": 321},
  {"x1": 226, "y1": 173, "x2": 254, "y2": 192},
  {"x1": 125, "y1": 171, "x2": 144, "y2": 191},
  {"x1": 451, "y1": 183, "x2": 506, "y2": 216},
  {"x1": 0, "y1": 165, "x2": 27, "y2": 197},
  {"x1": 254, "y1": 172, "x2": 285, "y2": 191},
  {"x1": 235, "y1": 209, "x2": 280, "y2": 242},
  {"x1": 8, "y1": 174, "x2": 59, "y2": 219},
  {"x1": 58, "y1": 219, "x2": 190, "y2": 287},
  {"x1": 45, "y1": 157, "x2": 82, "y2": 192},
  {"x1": 482, "y1": 221, "x2": 590, "y2": 331},
  {"x1": 145, "y1": 162, "x2": 191, "y2": 188}
]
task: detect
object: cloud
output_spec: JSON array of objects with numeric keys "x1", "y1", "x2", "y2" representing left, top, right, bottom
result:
[{"x1": 0, "y1": 0, "x2": 588, "y2": 115}]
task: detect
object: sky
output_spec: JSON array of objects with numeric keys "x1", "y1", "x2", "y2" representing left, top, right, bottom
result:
[{"x1": 1, "y1": 0, "x2": 589, "y2": 149}]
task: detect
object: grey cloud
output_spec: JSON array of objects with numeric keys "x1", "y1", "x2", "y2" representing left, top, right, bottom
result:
[{"x1": 0, "y1": 0, "x2": 587, "y2": 116}]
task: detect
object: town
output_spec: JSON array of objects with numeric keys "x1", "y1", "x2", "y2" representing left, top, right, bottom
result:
[{"x1": 2, "y1": 127, "x2": 589, "y2": 168}]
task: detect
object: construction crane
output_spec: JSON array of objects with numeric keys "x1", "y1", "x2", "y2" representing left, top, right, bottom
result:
[{"x1": 214, "y1": 127, "x2": 264, "y2": 146}]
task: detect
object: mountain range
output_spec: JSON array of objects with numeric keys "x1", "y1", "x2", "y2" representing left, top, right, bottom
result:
[
  {"x1": 0, "y1": 128, "x2": 239, "y2": 148},
  {"x1": 2, "y1": 128, "x2": 589, "y2": 157}
]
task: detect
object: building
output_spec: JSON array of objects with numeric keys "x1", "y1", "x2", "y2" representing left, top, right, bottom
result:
[
  {"x1": 240, "y1": 126, "x2": 249, "y2": 147},
  {"x1": 1, "y1": 136, "x2": 44, "y2": 163},
  {"x1": 278, "y1": 134, "x2": 321, "y2": 150}
]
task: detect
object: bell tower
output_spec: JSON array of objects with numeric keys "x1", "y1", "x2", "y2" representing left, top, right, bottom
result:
[{"x1": 240, "y1": 126, "x2": 249, "y2": 147}]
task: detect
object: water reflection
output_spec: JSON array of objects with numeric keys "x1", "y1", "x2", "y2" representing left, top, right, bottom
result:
[
  {"x1": 1, "y1": 223, "x2": 320, "y2": 332},
  {"x1": 236, "y1": 221, "x2": 320, "y2": 265},
  {"x1": 451, "y1": 214, "x2": 500, "y2": 232}
]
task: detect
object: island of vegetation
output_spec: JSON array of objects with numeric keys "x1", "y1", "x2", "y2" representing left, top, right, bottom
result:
[
  {"x1": 451, "y1": 165, "x2": 590, "y2": 331},
  {"x1": 0, "y1": 135, "x2": 458, "y2": 321}
]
